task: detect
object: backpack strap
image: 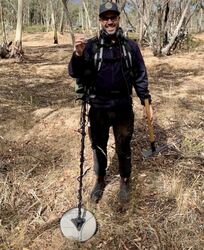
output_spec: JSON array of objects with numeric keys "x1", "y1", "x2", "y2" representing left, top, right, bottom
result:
[
  {"x1": 94, "y1": 38, "x2": 104, "y2": 71},
  {"x1": 92, "y1": 36, "x2": 133, "y2": 73},
  {"x1": 122, "y1": 39, "x2": 133, "y2": 69}
]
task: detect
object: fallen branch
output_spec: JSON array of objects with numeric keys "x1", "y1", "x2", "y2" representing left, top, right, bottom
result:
[{"x1": 182, "y1": 167, "x2": 204, "y2": 173}]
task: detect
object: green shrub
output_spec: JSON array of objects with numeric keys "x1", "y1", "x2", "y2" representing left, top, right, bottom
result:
[{"x1": 23, "y1": 25, "x2": 46, "y2": 33}]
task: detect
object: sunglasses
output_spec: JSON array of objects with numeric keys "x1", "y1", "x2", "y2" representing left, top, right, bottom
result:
[{"x1": 100, "y1": 15, "x2": 119, "y2": 22}]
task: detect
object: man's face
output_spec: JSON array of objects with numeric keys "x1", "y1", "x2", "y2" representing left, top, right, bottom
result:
[{"x1": 99, "y1": 11, "x2": 120, "y2": 35}]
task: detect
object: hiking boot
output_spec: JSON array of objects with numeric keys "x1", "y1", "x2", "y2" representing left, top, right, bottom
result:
[
  {"x1": 118, "y1": 178, "x2": 130, "y2": 203},
  {"x1": 90, "y1": 176, "x2": 105, "y2": 203}
]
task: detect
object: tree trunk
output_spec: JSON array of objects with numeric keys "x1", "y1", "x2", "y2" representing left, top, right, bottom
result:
[
  {"x1": 162, "y1": 1, "x2": 170, "y2": 46},
  {"x1": 156, "y1": 4, "x2": 163, "y2": 56},
  {"x1": 139, "y1": 0, "x2": 145, "y2": 42},
  {"x1": 0, "y1": 1, "x2": 7, "y2": 43},
  {"x1": 46, "y1": 3, "x2": 50, "y2": 32},
  {"x1": 61, "y1": 0, "x2": 74, "y2": 47},
  {"x1": 79, "y1": 6, "x2": 84, "y2": 32},
  {"x1": 83, "y1": 0, "x2": 92, "y2": 35},
  {"x1": 161, "y1": 0, "x2": 191, "y2": 55},
  {"x1": 60, "y1": 6, "x2": 65, "y2": 34},
  {"x1": 27, "y1": 0, "x2": 30, "y2": 25},
  {"x1": 50, "y1": 0, "x2": 58, "y2": 44},
  {"x1": 10, "y1": 0, "x2": 23, "y2": 58},
  {"x1": 198, "y1": 7, "x2": 203, "y2": 33},
  {"x1": 5, "y1": 0, "x2": 17, "y2": 14},
  {"x1": 130, "y1": 0, "x2": 155, "y2": 52}
]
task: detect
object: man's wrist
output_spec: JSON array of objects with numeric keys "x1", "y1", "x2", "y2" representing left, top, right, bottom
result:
[
  {"x1": 141, "y1": 97, "x2": 152, "y2": 106},
  {"x1": 75, "y1": 51, "x2": 83, "y2": 57}
]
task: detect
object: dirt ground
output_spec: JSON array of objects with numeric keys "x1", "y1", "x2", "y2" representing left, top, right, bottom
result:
[{"x1": 0, "y1": 32, "x2": 203, "y2": 250}]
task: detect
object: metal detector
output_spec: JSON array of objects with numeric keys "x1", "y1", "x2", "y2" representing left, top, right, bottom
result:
[{"x1": 60, "y1": 92, "x2": 97, "y2": 242}]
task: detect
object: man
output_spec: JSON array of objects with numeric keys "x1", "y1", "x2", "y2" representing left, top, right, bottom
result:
[{"x1": 69, "y1": 1, "x2": 153, "y2": 203}]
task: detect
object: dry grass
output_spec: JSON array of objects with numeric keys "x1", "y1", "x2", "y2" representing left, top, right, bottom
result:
[{"x1": 0, "y1": 32, "x2": 204, "y2": 249}]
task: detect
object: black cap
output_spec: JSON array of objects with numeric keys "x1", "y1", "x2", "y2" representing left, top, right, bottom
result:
[{"x1": 99, "y1": 2, "x2": 120, "y2": 17}]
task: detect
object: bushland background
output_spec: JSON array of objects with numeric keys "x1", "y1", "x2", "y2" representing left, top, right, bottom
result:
[{"x1": 0, "y1": 0, "x2": 204, "y2": 249}]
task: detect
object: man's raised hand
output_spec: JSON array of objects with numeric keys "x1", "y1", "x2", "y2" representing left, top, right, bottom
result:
[{"x1": 74, "y1": 34, "x2": 87, "y2": 57}]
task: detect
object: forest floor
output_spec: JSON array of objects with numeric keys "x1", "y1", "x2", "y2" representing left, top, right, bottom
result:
[{"x1": 0, "y1": 32, "x2": 204, "y2": 250}]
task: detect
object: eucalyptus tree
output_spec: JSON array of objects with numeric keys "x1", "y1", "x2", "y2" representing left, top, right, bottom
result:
[
  {"x1": 59, "y1": 4, "x2": 65, "y2": 34},
  {"x1": 62, "y1": 0, "x2": 74, "y2": 46},
  {"x1": 161, "y1": 0, "x2": 201, "y2": 55},
  {"x1": 0, "y1": 0, "x2": 7, "y2": 43},
  {"x1": 128, "y1": 0, "x2": 201, "y2": 56},
  {"x1": 82, "y1": 0, "x2": 92, "y2": 34},
  {"x1": 50, "y1": 0, "x2": 59, "y2": 44},
  {"x1": 1, "y1": 0, "x2": 203, "y2": 58},
  {"x1": 193, "y1": 0, "x2": 204, "y2": 32},
  {"x1": 10, "y1": 0, "x2": 23, "y2": 57},
  {"x1": 161, "y1": 0, "x2": 191, "y2": 55}
]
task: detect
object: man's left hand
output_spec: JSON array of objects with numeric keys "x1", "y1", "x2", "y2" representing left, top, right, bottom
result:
[{"x1": 143, "y1": 104, "x2": 153, "y2": 123}]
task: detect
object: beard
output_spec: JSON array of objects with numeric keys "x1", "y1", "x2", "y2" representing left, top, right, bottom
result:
[
  {"x1": 105, "y1": 27, "x2": 117, "y2": 35},
  {"x1": 106, "y1": 29, "x2": 116, "y2": 35}
]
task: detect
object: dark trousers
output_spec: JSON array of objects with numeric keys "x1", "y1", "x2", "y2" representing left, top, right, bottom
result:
[{"x1": 89, "y1": 106, "x2": 134, "y2": 178}]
